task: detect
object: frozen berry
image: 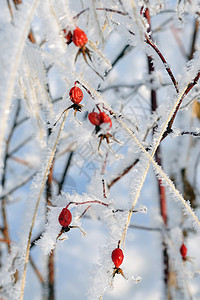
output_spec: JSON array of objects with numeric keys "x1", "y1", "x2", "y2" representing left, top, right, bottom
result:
[
  {"x1": 58, "y1": 207, "x2": 72, "y2": 228},
  {"x1": 69, "y1": 86, "x2": 83, "y2": 104},
  {"x1": 99, "y1": 111, "x2": 112, "y2": 128},
  {"x1": 88, "y1": 112, "x2": 101, "y2": 126},
  {"x1": 112, "y1": 248, "x2": 124, "y2": 268},
  {"x1": 180, "y1": 243, "x2": 187, "y2": 260},
  {"x1": 72, "y1": 27, "x2": 88, "y2": 48}
]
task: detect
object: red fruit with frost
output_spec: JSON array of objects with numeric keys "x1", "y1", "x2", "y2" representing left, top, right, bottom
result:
[
  {"x1": 99, "y1": 111, "x2": 112, "y2": 128},
  {"x1": 69, "y1": 86, "x2": 83, "y2": 104},
  {"x1": 180, "y1": 243, "x2": 187, "y2": 260},
  {"x1": 72, "y1": 27, "x2": 88, "y2": 48},
  {"x1": 88, "y1": 112, "x2": 101, "y2": 126},
  {"x1": 58, "y1": 208, "x2": 72, "y2": 227},
  {"x1": 111, "y1": 248, "x2": 124, "y2": 268}
]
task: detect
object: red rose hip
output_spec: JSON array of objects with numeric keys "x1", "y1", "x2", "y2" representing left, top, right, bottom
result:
[
  {"x1": 58, "y1": 207, "x2": 72, "y2": 227},
  {"x1": 180, "y1": 243, "x2": 187, "y2": 260},
  {"x1": 72, "y1": 27, "x2": 88, "y2": 48},
  {"x1": 112, "y1": 248, "x2": 124, "y2": 268},
  {"x1": 69, "y1": 86, "x2": 83, "y2": 104},
  {"x1": 88, "y1": 112, "x2": 101, "y2": 126},
  {"x1": 99, "y1": 111, "x2": 112, "y2": 128}
]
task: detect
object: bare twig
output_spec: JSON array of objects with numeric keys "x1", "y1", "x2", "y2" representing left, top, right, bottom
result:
[
  {"x1": 144, "y1": 6, "x2": 168, "y2": 290},
  {"x1": 20, "y1": 110, "x2": 69, "y2": 300},
  {"x1": 170, "y1": 25, "x2": 188, "y2": 59},
  {"x1": 107, "y1": 159, "x2": 139, "y2": 189},
  {"x1": 189, "y1": 19, "x2": 199, "y2": 60},
  {"x1": 7, "y1": 0, "x2": 13, "y2": 19},
  {"x1": 144, "y1": 34, "x2": 179, "y2": 94},
  {"x1": 73, "y1": 8, "x2": 89, "y2": 20},
  {"x1": 46, "y1": 128, "x2": 55, "y2": 300},
  {"x1": 29, "y1": 255, "x2": 45, "y2": 285},
  {"x1": 0, "y1": 172, "x2": 37, "y2": 200},
  {"x1": 162, "y1": 71, "x2": 200, "y2": 140},
  {"x1": 1, "y1": 101, "x2": 21, "y2": 254},
  {"x1": 96, "y1": 7, "x2": 128, "y2": 15},
  {"x1": 58, "y1": 151, "x2": 74, "y2": 192},
  {"x1": 8, "y1": 135, "x2": 33, "y2": 157}
]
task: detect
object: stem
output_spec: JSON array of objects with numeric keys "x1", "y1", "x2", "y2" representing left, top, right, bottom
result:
[
  {"x1": 144, "y1": 8, "x2": 169, "y2": 289},
  {"x1": 107, "y1": 159, "x2": 139, "y2": 189},
  {"x1": 20, "y1": 110, "x2": 69, "y2": 300},
  {"x1": 162, "y1": 71, "x2": 200, "y2": 140},
  {"x1": 46, "y1": 126, "x2": 55, "y2": 300},
  {"x1": 29, "y1": 255, "x2": 45, "y2": 285},
  {"x1": 189, "y1": 19, "x2": 199, "y2": 60},
  {"x1": 145, "y1": 34, "x2": 179, "y2": 94},
  {"x1": 48, "y1": 252, "x2": 55, "y2": 300},
  {"x1": 96, "y1": 7, "x2": 128, "y2": 15},
  {"x1": 7, "y1": 0, "x2": 13, "y2": 19},
  {"x1": 115, "y1": 73, "x2": 200, "y2": 247},
  {"x1": 1, "y1": 102, "x2": 21, "y2": 256},
  {"x1": 58, "y1": 151, "x2": 74, "y2": 192},
  {"x1": 66, "y1": 200, "x2": 109, "y2": 209}
]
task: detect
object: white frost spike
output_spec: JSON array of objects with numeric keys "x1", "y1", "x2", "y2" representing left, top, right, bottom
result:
[
  {"x1": 130, "y1": 275, "x2": 142, "y2": 283},
  {"x1": 136, "y1": 205, "x2": 147, "y2": 214},
  {"x1": 0, "y1": 0, "x2": 40, "y2": 178}
]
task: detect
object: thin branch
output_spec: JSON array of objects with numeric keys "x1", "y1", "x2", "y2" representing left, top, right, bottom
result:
[
  {"x1": 129, "y1": 224, "x2": 161, "y2": 231},
  {"x1": 170, "y1": 25, "x2": 188, "y2": 59},
  {"x1": 15, "y1": 116, "x2": 29, "y2": 127},
  {"x1": 8, "y1": 135, "x2": 33, "y2": 157},
  {"x1": 0, "y1": 172, "x2": 37, "y2": 200},
  {"x1": 179, "y1": 131, "x2": 200, "y2": 137},
  {"x1": 72, "y1": 8, "x2": 89, "y2": 20},
  {"x1": 144, "y1": 6, "x2": 168, "y2": 289},
  {"x1": 1, "y1": 101, "x2": 21, "y2": 254},
  {"x1": 75, "y1": 80, "x2": 96, "y2": 100},
  {"x1": 144, "y1": 34, "x2": 179, "y2": 94},
  {"x1": 109, "y1": 79, "x2": 200, "y2": 246},
  {"x1": 29, "y1": 255, "x2": 45, "y2": 285},
  {"x1": 2, "y1": 101, "x2": 21, "y2": 187},
  {"x1": 0, "y1": 238, "x2": 11, "y2": 244},
  {"x1": 101, "y1": 45, "x2": 133, "y2": 80},
  {"x1": 58, "y1": 151, "x2": 74, "y2": 192},
  {"x1": 7, "y1": 0, "x2": 13, "y2": 19},
  {"x1": 96, "y1": 7, "x2": 128, "y2": 15},
  {"x1": 100, "y1": 83, "x2": 143, "y2": 93},
  {"x1": 189, "y1": 19, "x2": 199, "y2": 60},
  {"x1": 46, "y1": 152, "x2": 55, "y2": 299},
  {"x1": 162, "y1": 71, "x2": 200, "y2": 140},
  {"x1": 107, "y1": 159, "x2": 139, "y2": 189},
  {"x1": 20, "y1": 110, "x2": 69, "y2": 300}
]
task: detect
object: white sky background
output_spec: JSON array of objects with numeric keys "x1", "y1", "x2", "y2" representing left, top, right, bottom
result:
[{"x1": 1, "y1": 0, "x2": 200, "y2": 299}]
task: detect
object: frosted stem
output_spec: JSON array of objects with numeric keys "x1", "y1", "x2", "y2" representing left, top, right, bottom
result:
[{"x1": 20, "y1": 110, "x2": 69, "y2": 300}]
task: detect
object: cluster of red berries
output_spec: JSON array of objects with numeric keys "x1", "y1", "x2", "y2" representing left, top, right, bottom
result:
[
  {"x1": 88, "y1": 107, "x2": 113, "y2": 152},
  {"x1": 88, "y1": 108, "x2": 112, "y2": 132}
]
